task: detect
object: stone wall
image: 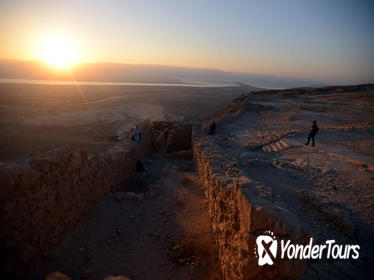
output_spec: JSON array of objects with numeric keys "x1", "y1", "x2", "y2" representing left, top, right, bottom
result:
[
  {"x1": 0, "y1": 121, "x2": 153, "y2": 275},
  {"x1": 151, "y1": 121, "x2": 192, "y2": 153},
  {"x1": 167, "y1": 122, "x2": 192, "y2": 153},
  {"x1": 192, "y1": 128, "x2": 307, "y2": 279},
  {"x1": 1, "y1": 116, "x2": 311, "y2": 278}
]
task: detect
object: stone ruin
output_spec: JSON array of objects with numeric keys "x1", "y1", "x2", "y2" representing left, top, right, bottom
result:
[{"x1": 2, "y1": 98, "x2": 364, "y2": 279}]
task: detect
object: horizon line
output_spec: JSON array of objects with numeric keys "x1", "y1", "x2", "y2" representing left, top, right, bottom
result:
[{"x1": 0, "y1": 57, "x2": 321, "y2": 83}]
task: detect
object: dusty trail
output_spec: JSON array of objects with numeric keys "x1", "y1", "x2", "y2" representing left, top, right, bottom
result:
[{"x1": 31, "y1": 155, "x2": 220, "y2": 280}]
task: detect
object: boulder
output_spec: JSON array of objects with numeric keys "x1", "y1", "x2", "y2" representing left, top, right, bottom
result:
[
  {"x1": 145, "y1": 185, "x2": 160, "y2": 199},
  {"x1": 124, "y1": 192, "x2": 137, "y2": 200},
  {"x1": 103, "y1": 276, "x2": 131, "y2": 280},
  {"x1": 46, "y1": 272, "x2": 71, "y2": 280}
]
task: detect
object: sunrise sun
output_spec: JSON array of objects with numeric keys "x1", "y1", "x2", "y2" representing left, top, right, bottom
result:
[{"x1": 41, "y1": 37, "x2": 78, "y2": 68}]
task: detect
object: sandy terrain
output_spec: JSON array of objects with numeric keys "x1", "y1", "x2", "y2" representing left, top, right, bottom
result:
[{"x1": 0, "y1": 83, "x2": 246, "y2": 162}]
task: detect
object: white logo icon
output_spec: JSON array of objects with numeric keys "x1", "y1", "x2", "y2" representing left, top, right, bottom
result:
[
  {"x1": 255, "y1": 231, "x2": 277, "y2": 266},
  {"x1": 254, "y1": 230, "x2": 360, "y2": 265}
]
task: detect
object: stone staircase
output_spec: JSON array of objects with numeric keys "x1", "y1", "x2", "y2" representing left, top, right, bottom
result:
[{"x1": 262, "y1": 139, "x2": 290, "y2": 153}]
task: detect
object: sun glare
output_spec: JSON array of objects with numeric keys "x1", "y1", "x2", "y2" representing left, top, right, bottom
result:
[{"x1": 41, "y1": 37, "x2": 78, "y2": 68}]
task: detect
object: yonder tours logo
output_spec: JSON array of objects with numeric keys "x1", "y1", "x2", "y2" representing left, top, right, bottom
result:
[{"x1": 254, "y1": 231, "x2": 360, "y2": 266}]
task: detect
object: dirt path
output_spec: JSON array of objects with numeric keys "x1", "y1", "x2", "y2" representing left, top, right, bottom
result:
[{"x1": 31, "y1": 156, "x2": 220, "y2": 280}]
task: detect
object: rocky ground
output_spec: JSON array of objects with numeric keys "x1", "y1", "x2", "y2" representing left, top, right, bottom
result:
[
  {"x1": 204, "y1": 85, "x2": 374, "y2": 278},
  {"x1": 3, "y1": 84, "x2": 374, "y2": 279},
  {"x1": 30, "y1": 155, "x2": 220, "y2": 280}
]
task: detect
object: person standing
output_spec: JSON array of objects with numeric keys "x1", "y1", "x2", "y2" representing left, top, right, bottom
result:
[
  {"x1": 134, "y1": 126, "x2": 141, "y2": 142},
  {"x1": 305, "y1": 120, "x2": 319, "y2": 146},
  {"x1": 208, "y1": 122, "x2": 216, "y2": 135},
  {"x1": 163, "y1": 122, "x2": 169, "y2": 139}
]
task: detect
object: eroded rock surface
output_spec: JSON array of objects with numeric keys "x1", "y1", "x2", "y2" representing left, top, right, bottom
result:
[{"x1": 193, "y1": 85, "x2": 374, "y2": 279}]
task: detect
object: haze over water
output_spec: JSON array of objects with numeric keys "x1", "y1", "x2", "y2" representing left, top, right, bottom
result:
[{"x1": 0, "y1": 78, "x2": 237, "y2": 88}]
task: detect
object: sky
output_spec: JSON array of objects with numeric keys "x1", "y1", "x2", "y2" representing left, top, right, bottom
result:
[{"x1": 1, "y1": 0, "x2": 373, "y2": 84}]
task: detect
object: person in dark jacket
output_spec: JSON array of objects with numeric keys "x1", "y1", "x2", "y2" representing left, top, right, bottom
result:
[
  {"x1": 130, "y1": 126, "x2": 141, "y2": 142},
  {"x1": 163, "y1": 122, "x2": 169, "y2": 139},
  {"x1": 305, "y1": 120, "x2": 319, "y2": 146},
  {"x1": 208, "y1": 122, "x2": 216, "y2": 135}
]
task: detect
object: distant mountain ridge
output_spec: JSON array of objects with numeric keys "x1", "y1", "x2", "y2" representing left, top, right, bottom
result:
[{"x1": 0, "y1": 59, "x2": 325, "y2": 89}]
